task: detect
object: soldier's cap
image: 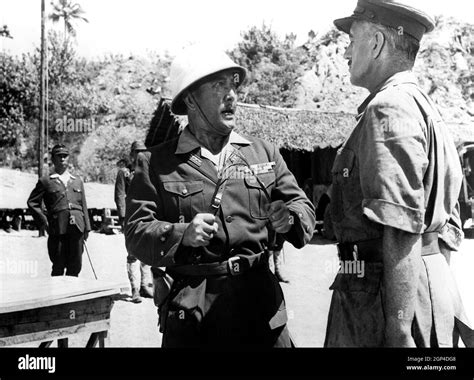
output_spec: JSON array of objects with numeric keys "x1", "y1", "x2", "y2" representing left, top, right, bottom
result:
[
  {"x1": 130, "y1": 141, "x2": 147, "y2": 152},
  {"x1": 51, "y1": 144, "x2": 69, "y2": 156},
  {"x1": 334, "y1": 0, "x2": 435, "y2": 42}
]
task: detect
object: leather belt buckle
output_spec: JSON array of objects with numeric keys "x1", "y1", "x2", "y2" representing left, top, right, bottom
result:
[
  {"x1": 210, "y1": 193, "x2": 222, "y2": 211},
  {"x1": 227, "y1": 256, "x2": 242, "y2": 276}
]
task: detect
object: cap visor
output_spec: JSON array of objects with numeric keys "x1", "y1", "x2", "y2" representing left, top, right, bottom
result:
[{"x1": 334, "y1": 16, "x2": 355, "y2": 34}]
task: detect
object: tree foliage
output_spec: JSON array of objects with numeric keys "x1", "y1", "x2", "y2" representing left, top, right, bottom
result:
[
  {"x1": 0, "y1": 54, "x2": 38, "y2": 150},
  {"x1": 49, "y1": 0, "x2": 89, "y2": 38},
  {"x1": 1, "y1": 16, "x2": 472, "y2": 182},
  {"x1": 230, "y1": 24, "x2": 305, "y2": 107}
]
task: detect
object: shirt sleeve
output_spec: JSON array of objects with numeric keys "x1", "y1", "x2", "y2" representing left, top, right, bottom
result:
[
  {"x1": 114, "y1": 170, "x2": 127, "y2": 218},
  {"x1": 27, "y1": 179, "x2": 48, "y2": 227},
  {"x1": 359, "y1": 91, "x2": 429, "y2": 234},
  {"x1": 439, "y1": 202, "x2": 464, "y2": 251},
  {"x1": 80, "y1": 179, "x2": 91, "y2": 232}
]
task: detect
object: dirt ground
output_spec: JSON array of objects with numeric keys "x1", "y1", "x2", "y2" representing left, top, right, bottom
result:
[{"x1": 1, "y1": 229, "x2": 473, "y2": 347}]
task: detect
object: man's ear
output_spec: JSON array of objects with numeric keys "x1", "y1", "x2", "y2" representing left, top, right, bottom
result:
[
  {"x1": 373, "y1": 31, "x2": 385, "y2": 59},
  {"x1": 183, "y1": 92, "x2": 196, "y2": 111}
]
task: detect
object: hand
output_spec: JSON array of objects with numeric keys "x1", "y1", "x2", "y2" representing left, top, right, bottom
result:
[
  {"x1": 182, "y1": 213, "x2": 218, "y2": 247},
  {"x1": 384, "y1": 320, "x2": 416, "y2": 347},
  {"x1": 384, "y1": 331, "x2": 416, "y2": 347},
  {"x1": 267, "y1": 200, "x2": 292, "y2": 233}
]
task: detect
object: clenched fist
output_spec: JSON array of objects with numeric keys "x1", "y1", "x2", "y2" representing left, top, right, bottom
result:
[
  {"x1": 182, "y1": 213, "x2": 219, "y2": 247},
  {"x1": 267, "y1": 200, "x2": 292, "y2": 233}
]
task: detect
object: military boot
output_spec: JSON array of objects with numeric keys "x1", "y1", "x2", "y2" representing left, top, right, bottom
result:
[
  {"x1": 127, "y1": 261, "x2": 142, "y2": 303},
  {"x1": 273, "y1": 249, "x2": 290, "y2": 283}
]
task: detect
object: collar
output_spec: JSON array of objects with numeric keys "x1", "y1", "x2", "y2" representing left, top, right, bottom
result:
[
  {"x1": 175, "y1": 127, "x2": 251, "y2": 155},
  {"x1": 50, "y1": 170, "x2": 75, "y2": 179},
  {"x1": 357, "y1": 71, "x2": 418, "y2": 115}
]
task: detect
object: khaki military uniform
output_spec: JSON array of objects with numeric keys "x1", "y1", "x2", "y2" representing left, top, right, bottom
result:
[
  {"x1": 28, "y1": 171, "x2": 90, "y2": 276},
  {"x1": 325, "y1": 71, "x2": 472, "y2": 347},
  {"x1": 125, "y1": 129, "x2": 315, "y2": 347}
]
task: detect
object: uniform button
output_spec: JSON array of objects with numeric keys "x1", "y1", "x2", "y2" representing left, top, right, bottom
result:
[
  {"x1": 160, "y1": 251, "x2": 164, "y2": 256},
  {"x1": 182, "y1": 188, "x2": 188, "y2": 195},
  {"x1": 226, "y1": 216, "x2": 233, "y2": 223},
  {"x1": 160, "y1": 236, "x2": 166, "y2": 242},
  {"x1": 163, "y1": 224, "x2": 170, "y2": 231},
  {"x1": 298, "y1": 213, "x2": 303, "y2": 218}
]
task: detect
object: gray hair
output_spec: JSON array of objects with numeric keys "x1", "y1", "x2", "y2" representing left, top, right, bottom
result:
[{"x1": 365, "y1": 21, "x2": 420, "y2": 64}]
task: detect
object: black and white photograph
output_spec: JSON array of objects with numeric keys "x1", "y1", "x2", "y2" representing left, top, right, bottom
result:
[{"x1": 1, "y1": 0, "x2": 473, "y2": 377}]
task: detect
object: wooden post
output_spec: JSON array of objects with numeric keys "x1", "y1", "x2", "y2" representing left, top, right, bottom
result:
[
  {"x1": 38, "y1": 0, "x2": 46, "y2": 179},
  {"x1": 37, "y1": 0, "x2": 47, "y2": 237}
]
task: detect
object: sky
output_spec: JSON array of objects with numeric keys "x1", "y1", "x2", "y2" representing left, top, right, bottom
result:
[{"x1": 1, "y1": 0, "x2": 473, "y2": 59}]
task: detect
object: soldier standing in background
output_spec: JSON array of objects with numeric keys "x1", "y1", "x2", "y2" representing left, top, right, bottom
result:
[
  {"x1": 27, "y1": 144, "x2": 90, "y2": 277},
  {"x1": 115, "y1": 141, "x2": 154, "y2": 303}
]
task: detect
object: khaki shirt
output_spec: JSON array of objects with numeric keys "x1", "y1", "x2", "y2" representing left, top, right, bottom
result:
[{"x1": 330, "y1": 71, "x2": 463, "y2": 247}]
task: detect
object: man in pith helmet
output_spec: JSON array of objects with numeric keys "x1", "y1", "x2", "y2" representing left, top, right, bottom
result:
[{"x1": 125, "y1": 45, "x2": 315, "y2": 347}]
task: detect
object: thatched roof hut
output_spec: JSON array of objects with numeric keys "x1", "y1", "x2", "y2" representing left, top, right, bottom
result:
[
  {"x1": 233, "y1": 103, "x2": 356, "y2": 150},
  {"x1": 145, "y1": 99, "x2": 356, "y2": 150}
]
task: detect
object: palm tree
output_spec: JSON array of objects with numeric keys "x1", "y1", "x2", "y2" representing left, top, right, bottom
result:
[{"x1": 49, "y1": 0, "x2": 88, "y2": 39}]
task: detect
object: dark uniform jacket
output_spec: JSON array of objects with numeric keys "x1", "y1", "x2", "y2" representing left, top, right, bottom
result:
[
  {"x1": 125, "y1": 129, "x2": 315, "y2": 343},
  {"x1": 28, "y1": 172, "x2": 91, "y2": 236}
]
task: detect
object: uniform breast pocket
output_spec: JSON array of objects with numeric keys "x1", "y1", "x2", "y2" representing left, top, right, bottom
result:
[
  {"x1": 244, "y1": 172, "x2": 275, "y2": 220},
  {"x1": 163, "y1": 181, "x2": 205, "y2": 221},
  {"x1": 45, "y1": 188, "x2": 62, "y2": 205},
  {"x1": 73, "y1": 187, "x2": 83, "y2": 201},
  {"x1": 331, "y1": 148, "x2": 356, "y2": 223}
]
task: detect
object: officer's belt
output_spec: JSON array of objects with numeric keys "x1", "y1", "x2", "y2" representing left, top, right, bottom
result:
[
  {"x1": 51, "y1": 203, "x2": 83, "y2": 213},
  {"x1": 337, "y1": 232, "x2": 440, "y2": 262},
  {"x1": 168, "y1": 251, "x2": 268, "y2": 277}
]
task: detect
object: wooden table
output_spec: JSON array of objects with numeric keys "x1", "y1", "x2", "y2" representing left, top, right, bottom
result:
[{"x1": 0, "y1": 277, "x2": 122, "y2": 347}]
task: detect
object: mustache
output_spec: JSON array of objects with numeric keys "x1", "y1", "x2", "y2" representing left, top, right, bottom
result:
[{"x1": 222, "y1": 105, "x2": 236, "y2": 113}]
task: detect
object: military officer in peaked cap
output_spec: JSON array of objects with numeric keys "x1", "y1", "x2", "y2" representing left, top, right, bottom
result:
[
  {"x1": 324, "y1": 0, "x2": 473, "y2": 347},
  {"x1": 28, "y1": 144, "x2": 91, "y2": 277},
  {"x1": 125, "y1": 45, "x2": 315, "y2": 347}
]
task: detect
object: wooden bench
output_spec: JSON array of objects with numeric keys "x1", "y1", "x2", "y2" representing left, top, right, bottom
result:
[{"x1": 0, "y1": 277, "x2": 122, "y2": 347}]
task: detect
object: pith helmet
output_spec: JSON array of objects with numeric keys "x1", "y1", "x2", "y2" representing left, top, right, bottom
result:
[{"x1": 169, "y1": 44, "x2": 247, "y2": 115}]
